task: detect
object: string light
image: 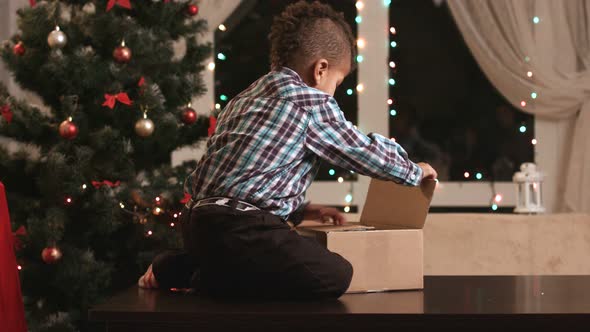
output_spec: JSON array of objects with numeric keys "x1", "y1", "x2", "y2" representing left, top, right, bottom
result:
[
  {"x1": 344, "y1": 206, "x2": 351, "y2": 213},
  {"x1": 355, "y1": 16, "x2": 362, "y2": 24},
  {"x1": 329, "y1": 169, "x2": 336, "y2": 176},
  {"x1": 527, "y1": 71, "x2": 533, "y2": 78},
  {"x1": 531, "y1": 92, "x2": 537, "y2": 99},
  {"x1": 519, "y1": 125, "x2": 527, "y2": 133},
  {"x1": 356, "y1": 84, "x2": 365, "y2": 92},
  {"x1": 525, "y1": 56, "x2": 530, "y2": 62},
  {"x1": 218, "y1": 24, "x2": 227, "y2": 31},
  {"x1": 173, "y1": 213, "x2": 179, "y2": 218},
  {"x1": 476, "y1": 172, "x2": 483, "y2": 180},
  {"x1": 82, "y1": 184, "x2": 87, "y2": 190},
  {"x1": 390, "y1": 41, "x2": 397, "y2": 48},
  {"x1": 207, "y1": 62, "x2": 216, "y2": 71},
  {"x1": 217, "y1": 53, "x2": 226, "y2": 61},
  {"x1": 388, "y1": 78, "x2": 396, "y2": 86},
  {"x1": 147, "y1": 230, "x2": 153, "y2": 236},
  {"x1": 357, "y1": 38, "x2": 366, "y2": 49},
  {"x1": 494, "y1": 194, "x2": 503, "y2": 203},
  {"x1": 155, "y1": 196, "x2": 161, "y2": 202},
  {"x1": 384, "y1": 0, "x2": 391, "y2": 7},
  {"x1": 532, "y1": 138, "x2": 537, "y2": 145},
  {"x1": 65, "y1": 197, "x2": 73, "y2": 205},
  {"x1": 346, "y1": 88, "x2": 353, "y2": 95},
  {"x1": 491, "y1": 204, "x2": 498, "y2": 211},
  {"x1": 389, "y1": 109, "x2": 397, "y2": 116},
  {"x1": 389, "y1": 61, "x2": 396, "y2": 68},
  {"x1": 338, "y1": 177, "x2": 344, "y2": 183},
  {"x1": 387, "y1": 98, "x2": 393, "y2": 105},
  {"x1": 390, "y1": 137, "x2": 396, "y2": 142},
  {"x1": 220, "y1": 94, "x2": 228, "y2": 101},
  {"x1": 464, "y1": 172, "x2": 470, "y2": 178},
  {"x1": 390, "y1": 27, "x2": 396, "y2": 35},
  {"x1": 119, "y1": 202, "x2": 125, "y2": 209},
  {"x1": 17, "y1": 265, "x2": 22, "y2": 270},
  {"x1": 520, "y1": 101, "x2": 527, "y2": 107},
  {"x1": 355, "y1": 1, "x2": 364, "y2": 10},
  {"x1": 345, "y1": 194, "x2": 353, "y2": 203},
  {"x1": 356, "y1": 55, "x2": 364, "y2": 63},
  {"x1": 215, "y1": 103, "x2": 221, "y2": 109},
  {"x1": 170, "y1": 222, "x2": 175, "y2": 227},
  {"x1": 533, "y1": 16, "x2": 540, "y2": 24}
]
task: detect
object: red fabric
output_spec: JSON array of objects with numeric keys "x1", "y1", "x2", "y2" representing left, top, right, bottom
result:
[
  {"x1": 0, "y1": 182, "x2": 27, "y2": 332},
  {"x1": 106, "y1": 0, "x2": 131, "y2": 11}
]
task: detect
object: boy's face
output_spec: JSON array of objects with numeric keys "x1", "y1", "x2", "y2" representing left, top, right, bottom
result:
[{"x1": 308, "y1": 58, "x2": 351, "y2": 96}]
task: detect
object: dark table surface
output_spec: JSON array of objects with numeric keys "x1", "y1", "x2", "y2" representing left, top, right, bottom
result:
[{"x1": 89, "y1": 276, "x2": 590, "y2": 331}]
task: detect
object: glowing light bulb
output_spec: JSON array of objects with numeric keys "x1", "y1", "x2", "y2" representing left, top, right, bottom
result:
[
  {"x1": 119, "y1": 202, "x2": 125, "y2": 209},
  {"x1": 356, "y1": 55, "x2": 364, "y2": 63},
  {"x1": 520, "y1": 101, "x2": 527, "y2": 107},
  {"x1": 174, "y1": 213, "x2": 178, "y2": 218},
  {"x1": 155, "y1": 197, "x2": 161, "y2": 202},
  {"x1": 532, "y1": 138, "x2": 537, "y2": 145},
  {"x1": 527, "y1": 71, "x2": 533, "y2": 78},
  {"x1": 357, "y1": 38, "x2": 366, "y2": 49},
  {"x1": 390, "y1": 27, "x2": 396, "y2": 34},
  {"x1": 464, "y1": 172, "x2": 470, "y2": 178},
  {"x1": 494, "y1": 194, "x2": 503, "y2": 203},
  {"x1": 356, "y1": 84, "x2": 364, "y2": 92},
  {"x1": 355, "y1": 1, "x2": 364, "y2": 10},
  {"x1": 388, "y1": 78, "x2": 396, "y2": 86},
  {"x1": 207, "y1": 62, "x2": 216, "y2": 71},
  {"x1": 338, "y1": 177, "x2": 344, "y2": 183},
  {"x1": 344, "y1": 206, "x2": 351, "y2": 213},
  {"x1": 220, "y1": 94, "x2": 228, "y2": 101},
  {"x1": 389, "y1": 61, "x2": 396, "y2": 68},
  {"x1": 218, "y1": 24, "x2": 227, "y2": 31},
  {"x1": 82, "y1": 184, "x2": 87, "y2": 190},
  {"x1": 387, "y1": 98, "x2": 393, "y2": 105},
  {"x1": 215, "y1": 103, "x2": 221, "y2": 109},
  {"x1": 492, "y1": 204, "x2": 498, "y2": 211},
  {"x1": 329, "y1": 169, "x2": 336, "y2": 176},
  {"x1": 389, "y1": 109, "x2": 397, "y2": 116},
  {"x1": 520, "y1": 125, "x2": 527, "y2": 133},
  {"x1": 533, "y1": 16, "x2": 540, "y2": 24},
  {"x1": 345, "y1": 194, "x2": 353, "y2": 203},
  {"x1": 390, "y1": 41, "x2": 397, "y2": 48},
  {"x1": 355, "y1": 16, "x2": 362, "y2": 24},
  {"x1": 17, "y1": 265, "x2": 22, "y2": 270},
  {"x1": 531, "y1": 92, "x2": 537, "y2": 99},
  {"x1": 476, "y1": 173, "x2": 483, "y2": 180},
  {"x1": 147, "y1": 230, "x2": 153, "y2": 236},
  {"x1": 170, "y1": 222, "x2": 175, "y2": 227},
  {"x1": 346, "y1": 89, "x2": 353, "y2": 95}
]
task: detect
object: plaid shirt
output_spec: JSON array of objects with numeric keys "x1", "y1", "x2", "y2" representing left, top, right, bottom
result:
[{"x1": 185, "y1": 67, "x2": 422, "y2": 220}]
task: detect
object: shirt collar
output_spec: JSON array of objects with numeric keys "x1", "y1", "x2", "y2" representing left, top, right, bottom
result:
[{"x1": 278, "y1": 66, "x2": 305, "y2": 84}]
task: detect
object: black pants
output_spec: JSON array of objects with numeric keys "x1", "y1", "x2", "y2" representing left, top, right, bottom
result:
[{"x1": 152, "y1": 202, "x2": 353, "y2": 300}]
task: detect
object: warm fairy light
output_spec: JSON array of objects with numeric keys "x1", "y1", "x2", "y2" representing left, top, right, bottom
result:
[
  {"x1": 65, "y1": 197, "x2": 72, "y2": 204},
  {"x1": 170, "y1": 222, "x2": 175, "y2": 227},
  {"x1": 357, "y1": 38, "x2": 366, "y2": 49},
  {"x1": 218, "y1": 24, "x2": 227, "y2": 31},
  {"x1": 390, "y1": 27, "x2": 396, "y2": 34},
  {"x1": 215, "y1": 103, "x2": 221, "y2": 109},
  {"x1": 520, "y1": 101, "x2": 527, "y2": 107},
  {"x1": 527, "y1": 71, "x2": 533, "y2": 78},
  {"x1": 155, "y1": 197, "x2": 161, "y2": 202},
  {"x1": 338, "y1": 177, "x2": 344, "y2": 183},
  {"x1": 119, "y1": 202, "x2": 125, "y2": 209},
  {"x1": 173, "y1": 213, "x2": 178, "y2": 218},
  {"x1": 389, "y1": 61, "x2": 396, "y2": 68},
  {"x1": 356, "y1": 83, "x2": 364, "y2": 92},
  {"x1": 390, "y1": 137, "x2": 396, "y2": 142},
  {"x1": 387, "y1": 98, "x2": 393, "y2": 105},
  {"x1": 154, "y1": 207, "x2": 162, "y2": 215},
  {"x1": 344, "y1": 206, "x2": 351, "y2": 213},
  {"x1": 82, "y1": 184, "x2": 87, "y2": 190},
  {"x1": 147, "y1": 230, "x2": 153, "y2": 236},
  {"x1": 494, "y1": 194, "x2": 503, "y2": 203},
  {"x1": 207, "y1": 62, "x2": 215, "y2": 71},
  {"x1": 464, "y1": 172, "x2": 470, "y2": 178},
  {"x1": 355, "y1": 1, "x2": 364, "y2": 10},
  {"x1": 531, "y1": 92, "x2": 537, "y2": 99},
  {"x1": 532, "y1": 138, "x2": 538, "y2": 145},
  {"x1": 17, "y1": 265, "x2": 22, "y2": 270}
]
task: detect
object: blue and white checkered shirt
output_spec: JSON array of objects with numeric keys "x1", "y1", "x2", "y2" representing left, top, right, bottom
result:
[{"x1": 185, "y1": 67, "x2": 422, "y2": 220}]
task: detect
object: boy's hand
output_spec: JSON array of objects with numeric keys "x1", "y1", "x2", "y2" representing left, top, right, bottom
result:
[
  {"x1": 417, "y1": 162, "x2": 438, "y2": 180},
  {"x1": 304, "y1": 203, "x2": 346, "y2": 225}
]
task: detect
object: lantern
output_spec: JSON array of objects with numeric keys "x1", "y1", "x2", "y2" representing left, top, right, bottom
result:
[{"x1": 512, "y1": 163, "x2": 545, "y2": 214}]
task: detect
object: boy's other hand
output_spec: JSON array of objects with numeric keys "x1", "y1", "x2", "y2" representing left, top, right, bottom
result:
[
  {"x1": 417, "y1": 162, "x2": 438, "y2": 180},
  {"x1": 304, "y1": 204, "x2": 346, "y2": 225}
]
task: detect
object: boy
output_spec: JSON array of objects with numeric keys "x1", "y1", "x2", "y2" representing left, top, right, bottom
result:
[{"x1": 139, "y1": 0, "x2": 437, "y2": 299}]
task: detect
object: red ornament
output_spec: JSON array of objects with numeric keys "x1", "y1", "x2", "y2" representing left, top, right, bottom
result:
[
  {"x1": 181, "y1": 107, "x2": 197, "y2": 125},
  {"x1": 113, "y1": 42, "x2": 132, "y2": 63},
  {"x1": 59, "y1": 119, "x2": 78, "y2": 139},
  {"x1": 41, "y1": 247, "x2": 62, "y2": 264},
  {"x1": 13, "y1": 42, "x2": 25, "y2": 56},
  {"x1": 186, "y1": 4, "x2": 199, "y2": 16}
]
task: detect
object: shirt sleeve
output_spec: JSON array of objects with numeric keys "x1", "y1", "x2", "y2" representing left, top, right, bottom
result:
[{"x1": 304, "y1": 97, "x2": 422, "y2": 186}]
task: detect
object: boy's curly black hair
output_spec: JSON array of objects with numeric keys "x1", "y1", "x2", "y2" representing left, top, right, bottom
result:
[{"x1": 269, "y1": 1, "x2": 356, "y2": 72}]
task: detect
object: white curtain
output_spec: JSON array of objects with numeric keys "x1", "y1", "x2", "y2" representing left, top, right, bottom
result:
[{"x1": 448, "y1": 0, "x2": 590, "y2": 213}]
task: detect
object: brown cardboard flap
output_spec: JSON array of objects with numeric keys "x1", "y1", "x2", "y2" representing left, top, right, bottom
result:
[{"x1": 360, "y1": 178, "x2": 436, "y2": 229}]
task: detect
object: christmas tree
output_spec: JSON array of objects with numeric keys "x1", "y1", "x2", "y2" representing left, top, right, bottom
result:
[{"x1": 0, "y1": 1, "x2": 212, "y2": 331}]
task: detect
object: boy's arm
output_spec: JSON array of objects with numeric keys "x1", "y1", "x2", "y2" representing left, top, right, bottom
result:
[{"x1": 304, "y1": 99, "x2": 422, "y2": 186}]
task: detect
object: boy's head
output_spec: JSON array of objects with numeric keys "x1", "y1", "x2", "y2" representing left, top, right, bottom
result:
[{"x1": 269, "y1": 1, "x2": 356, "y2": 96}]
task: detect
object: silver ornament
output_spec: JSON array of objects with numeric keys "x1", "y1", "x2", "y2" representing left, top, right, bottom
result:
[
  {"x1": 135, "y1": 117, "x2": 155, "y2": 137},
  {"x1": 48, "y1": 26, "x2": 67, "y2": 49}
]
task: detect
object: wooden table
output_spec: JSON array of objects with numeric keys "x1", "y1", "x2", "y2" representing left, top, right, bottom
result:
[{"x1": 89, "y1": 276, "x2": 590, "y2": 331}]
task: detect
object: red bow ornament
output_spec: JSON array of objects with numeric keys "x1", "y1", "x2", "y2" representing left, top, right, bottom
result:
[
  {"x1": 208, "y1": 116, "x2": 217, "y2": 136},
  {"x1": 91, "y1": 180, "x2": 121, "y2": 189},
  {"x1": 106, "y1": 0, "x2": 131, "y2": 11},
  {"x1": 180, "y1": 193, "x2": 191, "y2": 204},
  {"x1": 1, "y1": 104, "x2": 13, "y2": 124},
  {"x1": 102, "y1": 93, "x2": 132, "y2": 109},
  {"x1": 12, "y1": 226, "x2": 27, "y2": 251}
]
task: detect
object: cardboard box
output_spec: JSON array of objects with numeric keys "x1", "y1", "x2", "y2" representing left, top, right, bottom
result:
[{"x1": 297, "y1": 179, "x2": 436, "y2": 293}]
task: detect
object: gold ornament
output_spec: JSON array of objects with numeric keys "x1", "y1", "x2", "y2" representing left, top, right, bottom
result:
[
  {"x1": 135, "y1": 112, "x2": 154, "y2": 137},
  {"x1": 48, "y1": 26, "x2": 67, "y2": 49}
]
